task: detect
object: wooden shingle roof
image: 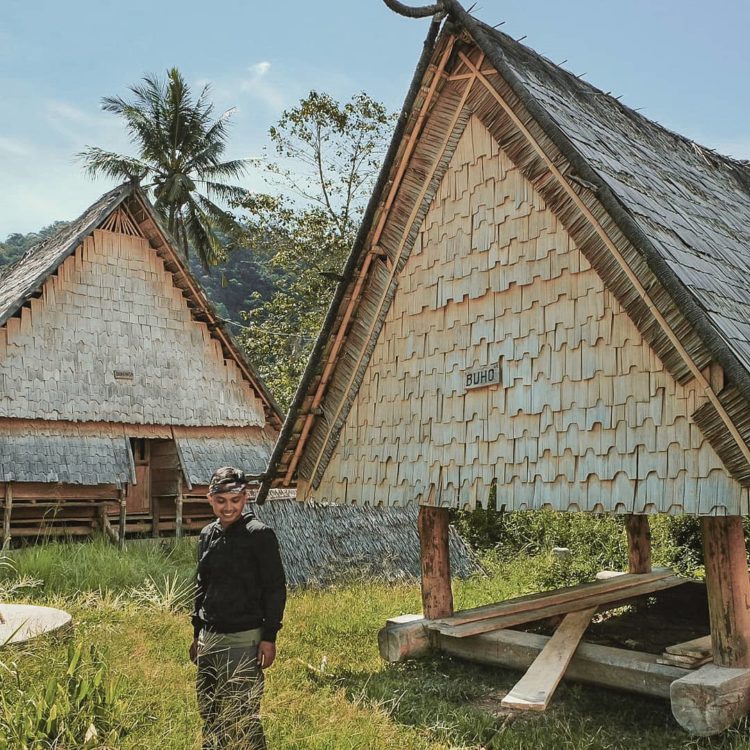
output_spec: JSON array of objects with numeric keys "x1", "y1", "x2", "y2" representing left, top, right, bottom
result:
[
  {"x1": 0, "y1": 182, "x2": 282, "y2": 429},
  {"x1": 260, "y1": 5, "x2": 750, "y2": 499},
  {"x1": 475, "y1": 19, "x2": 750, "y2": 391}
]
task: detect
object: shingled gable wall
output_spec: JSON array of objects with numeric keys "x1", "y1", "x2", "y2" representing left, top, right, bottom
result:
[
  {"x1": 0, "y1": 228, "x2": 265, "y2": 427},
  {"x1": 305, "y1": 116, "x2": 748, "y2": 515}
]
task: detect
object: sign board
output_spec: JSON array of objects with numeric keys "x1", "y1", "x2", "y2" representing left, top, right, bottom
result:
[{"x1": 464, "y1": 362, "x2": 501, "y2": 391}]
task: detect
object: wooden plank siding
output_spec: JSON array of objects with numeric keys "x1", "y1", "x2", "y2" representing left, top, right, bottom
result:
[{"x1": 302, "y1": 116, "x2": 748, "y2": 514}]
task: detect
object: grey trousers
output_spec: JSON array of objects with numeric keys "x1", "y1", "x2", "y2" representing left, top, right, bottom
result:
[{"x1": 197, "y1": 628, "x2": 267, "y2": 750}]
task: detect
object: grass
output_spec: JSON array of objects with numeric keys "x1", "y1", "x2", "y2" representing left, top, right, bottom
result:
[{"x1": 1, "y1": 538, "x2": 750, "y2": 749}]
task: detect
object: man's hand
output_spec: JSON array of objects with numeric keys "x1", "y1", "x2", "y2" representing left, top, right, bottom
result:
[
  {"x1": 189, "y1": 638, "x2": 198, "y2": 664},
  {"x1": 257, "y1": 640, "x2": 276, "y2": 669}
]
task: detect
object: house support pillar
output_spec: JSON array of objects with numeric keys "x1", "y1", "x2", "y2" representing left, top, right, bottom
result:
[
  {"x1": 625, "y1": 514, "x2": 651, "y2": 573},
  {"x1": 701, "y1": 516, "x2": 750, "y2": 668},
  {"x1": 2, "y1": 483, "x2": 12, "y2": 550},
  {"x1": 418, "y1": 505, "x2": 453, "y2": 620},
  {"x1": 175, "y1": 476, "x2": 184, "y2": 539},
  {"x1": 118, "y1": 489, "x2": 127, "y2": 551}
]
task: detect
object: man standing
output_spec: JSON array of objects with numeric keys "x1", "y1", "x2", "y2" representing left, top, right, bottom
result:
[{"x1": 191, "y1": 467, "x2": 287, "y2": 750}]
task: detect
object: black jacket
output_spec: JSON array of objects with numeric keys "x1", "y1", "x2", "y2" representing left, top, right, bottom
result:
[{"x1": 192, "y1": 511, "x2": 287, "y2": 642}]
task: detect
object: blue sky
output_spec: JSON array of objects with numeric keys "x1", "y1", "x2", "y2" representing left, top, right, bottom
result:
[{"x1": 1, "y1": 0, "x2": 749, "y2": 236}]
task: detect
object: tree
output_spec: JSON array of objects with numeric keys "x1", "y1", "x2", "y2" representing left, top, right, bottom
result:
[
  {"x1": 238, "y1": 92, "x2": 394, "y2": 409},
  {"x1": 79, "y1": 68, "x2": 250, "y2": 267}
]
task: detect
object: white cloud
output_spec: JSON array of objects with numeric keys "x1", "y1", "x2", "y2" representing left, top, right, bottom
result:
[
  {"x1": 238, "y1": 61, "x2": 285, "y2": 111},
  {"x1": 0, "y1": 136, "x2": 34, "y2": 157},
  {"x1": 46, "y1": 100, "x2": 96, "y2": 124}
]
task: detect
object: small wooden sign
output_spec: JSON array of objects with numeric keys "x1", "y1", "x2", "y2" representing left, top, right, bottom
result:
[
  {"x1": 464, "y1": 362, "x2": 501, "y2": 391},
  {"x1": 113, "y1": 369, "x2": 135, "y2": 381}
]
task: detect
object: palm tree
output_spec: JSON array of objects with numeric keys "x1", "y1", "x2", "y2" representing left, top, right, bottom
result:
[{"x1": 79, "y1": 67, "x2": 249, "y2": 267}]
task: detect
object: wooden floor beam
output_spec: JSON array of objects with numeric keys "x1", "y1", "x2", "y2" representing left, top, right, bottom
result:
[{"x1": 439, "y1": 628, "x2": 684, "y2": 699}]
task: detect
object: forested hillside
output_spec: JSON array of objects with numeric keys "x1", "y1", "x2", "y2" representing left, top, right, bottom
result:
[{"x1": 0, "y1": 224, "x2": 280, "y2": 333}]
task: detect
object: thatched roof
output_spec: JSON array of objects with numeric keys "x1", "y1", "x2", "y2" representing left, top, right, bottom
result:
[
  {"x1": 254, "y1": 499, "x2": 479, "y2": 586},
  {"x1": 261, "y1": 3, "x2": 750, "y2": 500},
  {"x1": 0, "y1": 183, "x2": 282, "y2": 429}
]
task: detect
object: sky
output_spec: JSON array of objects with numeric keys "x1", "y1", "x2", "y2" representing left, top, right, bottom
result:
[{"x1": 1, "y1": 0, "x2": 749, "y2": 237}]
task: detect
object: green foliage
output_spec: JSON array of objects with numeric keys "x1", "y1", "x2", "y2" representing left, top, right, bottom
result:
[
  {"x1": 0, "y1": 642, "x2": 128, "y2": 749},
  {"x1": 79, "y1": 67, "x2": 252, "y2": 268},
  {"x1": 239, "y1": 92, "x2": 395, "y2": 409},
  {"x1": 0, "y1": 222, "x2": 70, "y2": 270},
  {"x1": 454, "y1": 506, "x2": 717, "y2": 590}
]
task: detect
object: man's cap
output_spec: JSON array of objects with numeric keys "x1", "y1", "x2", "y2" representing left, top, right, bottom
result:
[{"x1": 208, "y1": 466, "x2": 248, "y2": 496}]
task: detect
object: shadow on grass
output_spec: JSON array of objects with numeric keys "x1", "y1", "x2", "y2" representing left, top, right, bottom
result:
[{"x1": 312, "y1": 654, "x2": 750, "y2": 750}]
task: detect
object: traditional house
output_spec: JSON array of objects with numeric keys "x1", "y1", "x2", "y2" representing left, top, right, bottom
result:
[
  {"x1": 261, "y1": 1, "x2": 750, "y2": 733},
  {"x1": 0, "y1": 182, "x2": 282, "y2": 543},
  {"x1": 0, "y1": 183, "x2": 478, "y2": 585}
]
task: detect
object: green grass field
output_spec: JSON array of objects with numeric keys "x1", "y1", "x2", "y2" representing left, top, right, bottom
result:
[{"x1": 1, "y1": 538, "x2": 749, "y2": 749}]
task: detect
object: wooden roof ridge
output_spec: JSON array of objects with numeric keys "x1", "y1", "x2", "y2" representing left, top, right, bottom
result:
[
  {"x1": 0, "y1": 182, "x2": 283, "y2": 429},
  {"x1": 258, "y1": 3, "x2": 750, "y2": 500}
]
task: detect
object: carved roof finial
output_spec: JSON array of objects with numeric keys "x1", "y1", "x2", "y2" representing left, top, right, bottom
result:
[{"x1": 382, "y1": 0, "x2": 445, "y2": 19}]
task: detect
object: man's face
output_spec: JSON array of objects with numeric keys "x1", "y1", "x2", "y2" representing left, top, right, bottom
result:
[{"x1": 208, "y1": 490, "x2": 247, "y2": 528}]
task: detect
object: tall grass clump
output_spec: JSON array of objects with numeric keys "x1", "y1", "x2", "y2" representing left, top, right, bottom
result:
[
  {"x1": 0, "y1": 641, "x2": 131, "y2": 748},
  {"x1": 0, "y1": 537, "x2": 197, "y2": 600}
]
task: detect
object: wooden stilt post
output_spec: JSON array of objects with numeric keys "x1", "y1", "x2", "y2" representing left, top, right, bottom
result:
[
  {"x1": 151, "y1": 498, "x2": 161, "y2": 539},
  {"x1": 118, "y1": 489, "x2": 127, "y2": 551},
  {"x1": 175, "y1": 476, "x2": 184, "y2": 540},
  {"x1": 701, "y1": 516, "x2": 750, "y2": 668},
  {"x1": 418, "y1": 505, "x2": 453, "y2": 620},
  {"x1": 625, "y1": 514, "x2": 652, "y2": 573},
  {"x1": 2, "y1": 482, "x2": 12, "y2": 550}
]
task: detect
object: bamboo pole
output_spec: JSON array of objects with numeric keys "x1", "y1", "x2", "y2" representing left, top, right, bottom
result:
[
  {"x1": 625, "y1": 515, "x2": 652, "y2": 573},
  {"x1": 307, "y1": 54, "x2": 484, "y2": 487},
  {"x1": 282, "y1": 36, "x2": 458, "y2": 485},
  {"x1": 2, "y1": 482, "x2": 12, "y2": 550}
]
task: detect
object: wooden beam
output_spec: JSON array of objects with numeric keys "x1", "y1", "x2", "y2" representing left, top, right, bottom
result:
[
  {"x1": 671, "y1": 664, "x2": 750, "y2": 736},
  {"x1": 118, "y1": 489, "x2": 127, "y2": 551},
  {"x1": 439, "y1": 628, "x2": 685, "y2": 700},
  {"x1": 378, "y1": 614, "x2": 430, "y2": 663},
  {"x1": 701, "y1": 516, "x2": 750, "y2": 668},
  {"x1": 2, "y1": 482, "x2": 12, "y2": 550},
  {"x1": 667, "y1": 635, "x2": 712, "y2": 660},
  {"x1": 98, "y1": 505, "x2": 119, "y2": 545},
  {"x1": 175, "y1": 476, "x2": 184, "y2": 539},
  {"x1": 151, "y1": 496, "x2": 161, "y2": 539},
  {"x1": 307, "y1": 57, "x2": 483, "y2": 487},
  {"x1": 433, "y1": 570, "x2": 672, "y2": 628},
  {"x1": 501, "y1": 606, "x2": 596, "y2": 711},
  {"x1": 433, "y1": 575, "x2": 685, "y2": 638},
  {"x1": 459, "y1": 49, "x2": 750, "y2": 469},
  {"x1": 418, "y1": 505, "x2": 453, "y2": 620},
  {"x1": 280, "y1": 37, "x2": 458, "y2": 484},
  {"x1": 625, "y1": 514, "x2": 652, "y2": 573}
]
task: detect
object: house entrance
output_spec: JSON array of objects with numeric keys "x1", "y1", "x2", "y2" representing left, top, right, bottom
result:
[{"x1": 126, "y1": 438, "x2": 151, "y2": 513}]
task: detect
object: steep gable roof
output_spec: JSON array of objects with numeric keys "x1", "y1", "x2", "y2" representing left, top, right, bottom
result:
[
  {"x1": 0, "y1": 182, "x2": 282, "y2": 428},
  {"x1": 260, "y1": 7, "x2": 750, "y2": 500}
]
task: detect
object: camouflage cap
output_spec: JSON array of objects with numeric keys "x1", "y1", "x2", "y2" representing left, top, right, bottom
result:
[{"x1": 208, "y1": 466, "x2": 248, "y2": 495}]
